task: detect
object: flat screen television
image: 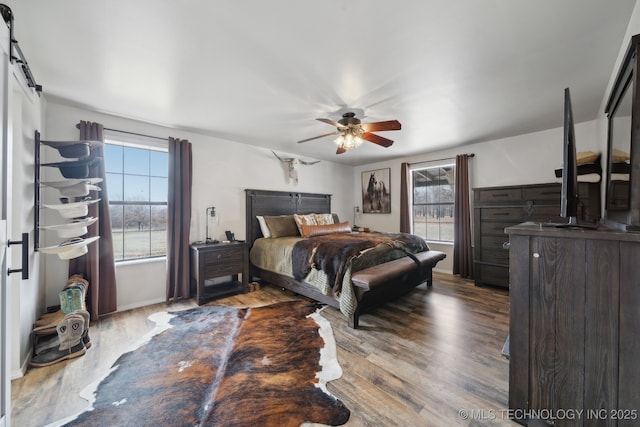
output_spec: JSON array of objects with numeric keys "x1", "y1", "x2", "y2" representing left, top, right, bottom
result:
[
  {"x1": 560, "y1": 87, "x2": 579, "y2": 225},
  {"x1": 556, "y1": 87, "x2": 596, "y2": 228}
]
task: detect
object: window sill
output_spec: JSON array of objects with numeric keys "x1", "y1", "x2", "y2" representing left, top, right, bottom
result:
[{"x1": 115, "y1": 256, "x2": 166, "y2": 267}]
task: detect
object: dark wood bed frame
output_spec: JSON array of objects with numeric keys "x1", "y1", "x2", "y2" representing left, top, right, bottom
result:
[{"x1": 245, "y1": 189, "x2": 445, "y2": 328}]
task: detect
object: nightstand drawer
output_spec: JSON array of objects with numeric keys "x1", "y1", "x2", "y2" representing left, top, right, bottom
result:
[
  {"x1": 204, "y1": 261, "x2": 242, "y2": 277},
  {"x1": 203, "y1": 247, "x2": 244, "y2": 266}
]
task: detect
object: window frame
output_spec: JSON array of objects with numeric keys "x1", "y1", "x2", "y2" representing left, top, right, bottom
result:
[
  {"x1": 410, "y1": 162, "x2": 456, "y2": 244},
  {"x1": 103, "y1": 134, "x2": 169, "y2": 262}
]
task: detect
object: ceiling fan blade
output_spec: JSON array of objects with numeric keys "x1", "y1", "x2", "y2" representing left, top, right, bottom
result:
[
  {"x1": 336, "y1": 146, "x2": 347, "y2": 154},
  {"x1": 316, "y1": 118, "x2": 342, "y2": 127},
  {"x1": 297, "y1": 130, "x2": 340, "y2": 143},
  {"x1": 361, "y1": 132, "x2": 394, "y2": 147},
  {"x1": 361, "y1": 120, "x2": 401, "y2": 132}
]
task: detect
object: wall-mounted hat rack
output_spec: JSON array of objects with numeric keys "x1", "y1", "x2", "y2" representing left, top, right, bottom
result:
[{"x1": 35, "y1": 130, "x2": 103, "y2": 257}]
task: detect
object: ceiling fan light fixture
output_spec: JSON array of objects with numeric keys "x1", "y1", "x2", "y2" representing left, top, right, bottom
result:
[
  {"x1": 298, "y1": 111, "x2": 399, "y2": 154},
  {"x1": 333, "y1": 128, "x2": 364, "y2": 151}
]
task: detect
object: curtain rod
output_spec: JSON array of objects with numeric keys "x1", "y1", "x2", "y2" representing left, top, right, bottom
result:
[
  {"x1": 75, "y1": 123, "x2": 167, "y2": 142},
  {"x1": 409, "y1": 153, "x2": 474, "y2": 166}
]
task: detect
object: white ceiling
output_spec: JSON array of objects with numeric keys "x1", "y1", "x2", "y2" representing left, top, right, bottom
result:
[{"x1": 6, "y1": 0, "x2": 637, "y2": 165}]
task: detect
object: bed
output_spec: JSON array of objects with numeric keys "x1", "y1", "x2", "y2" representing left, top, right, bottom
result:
[{"x1": 245, "y1": 189, "x2": 446, "y2": 328}]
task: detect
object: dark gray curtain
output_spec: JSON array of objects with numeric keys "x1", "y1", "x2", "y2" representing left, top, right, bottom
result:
[
  {"x1": 453, "y1": 154, "x2": 473, "y2": 278},
  {"x1": 166, "y1": 137, "x2": 193, "y2": 301},
  {"x1": 69, "y1": 121, "x2": 117, "y2": 319},
  {"x1": 400, "y1": 162, "x2": 411, "y2": 233}
]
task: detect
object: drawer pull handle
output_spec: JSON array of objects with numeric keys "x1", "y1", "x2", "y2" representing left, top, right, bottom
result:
[
  {"x1": 493, "y1": 213, "x2": 510, "y2": 216},
  {"x1": 492, "y1": 193, "x2": 509, "y2": 197},
  {"x1": 217, "y1": 254, "x2": 222, "y2": 259}
]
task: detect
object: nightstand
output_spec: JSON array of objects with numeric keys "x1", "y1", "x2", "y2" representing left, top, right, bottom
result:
[{"x1": 190, "y1": 241, "x2": 249, "y2": 305}]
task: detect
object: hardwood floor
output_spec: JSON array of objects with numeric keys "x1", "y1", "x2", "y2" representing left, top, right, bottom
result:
[{"x1": 11, "y1": 272, "x2": 517, "y2": 426}]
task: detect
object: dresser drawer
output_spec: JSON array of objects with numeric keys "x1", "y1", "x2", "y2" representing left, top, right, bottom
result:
[
  {"x1": 523, "y1": 185, "x2": 561, "y2": 201},
  {"x1": 480, "y1": 221, "x2": 519, "y2": 235},
  {"x1": 480, "y1": 248, "x2": 509, "y2": 264},
  {"x1": 481, "y1": 207, "x2": 524, "y2": 221},
  {"x1": 528, "y1": 205, "x2": 562, "y2": 222},
  {"x1": 480, "y1": 235, "x2": 511, "y2": 253},
  {"x1": 475, "y1": 263, "x2": 509, "y2": 288},
  {"x1": 476, "y1": 188, "x2": 522, "y2": 204}
]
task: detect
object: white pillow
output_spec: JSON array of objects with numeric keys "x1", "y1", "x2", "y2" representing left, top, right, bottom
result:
[{"x1": 256, "y1": 215, "x2": 271, "y2": 238}]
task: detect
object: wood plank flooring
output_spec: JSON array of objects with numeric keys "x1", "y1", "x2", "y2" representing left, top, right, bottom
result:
[{"x1": 11, "y1": 272, "x2": 517, "y2": 426}]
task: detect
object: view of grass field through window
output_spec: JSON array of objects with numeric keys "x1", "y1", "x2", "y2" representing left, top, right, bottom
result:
[
  {"x1": 411, "y1": 165, "x2": 455, "y2": 242},
  {"x1": 104, "y1": 139, "x2": 168, "y2": 261}
]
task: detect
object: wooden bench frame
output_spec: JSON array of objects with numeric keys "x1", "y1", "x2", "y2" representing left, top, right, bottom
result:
[{"x1": 348, "y1": 250, "x2": 446, "y2": 327}]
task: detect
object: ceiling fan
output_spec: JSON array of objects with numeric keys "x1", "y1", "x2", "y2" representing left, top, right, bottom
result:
[{"x1": 297, "y1": 112, "x2": 401, "y2": 154}]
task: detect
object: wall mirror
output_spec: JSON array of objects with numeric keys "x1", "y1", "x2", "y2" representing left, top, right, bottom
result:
[
  {"x1": 606, "y1": 78, "x2": 632, "y2": 211},
  {"x1": 605, "y1": 34, "x2": 640, "y2": 231}
]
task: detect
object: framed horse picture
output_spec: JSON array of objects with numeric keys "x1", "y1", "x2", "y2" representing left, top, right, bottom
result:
[{"x1": 361, "y1": 168, "x2": 391, "y2": 213}]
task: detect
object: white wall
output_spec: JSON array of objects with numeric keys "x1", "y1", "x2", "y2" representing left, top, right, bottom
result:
[
  {"x1": 353, "y1": 120, "x2": 601, "y2": 274},
  {"x1": 42, "y1": 100, "x2": 354, "y2": 311}
]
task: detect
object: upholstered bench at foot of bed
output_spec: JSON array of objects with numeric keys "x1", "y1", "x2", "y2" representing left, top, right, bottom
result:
[
  {"x1": 351, "y1": 250, "x2": 446, "y2": 290},
  {"x1": 347, "y1": 250, "x2": 446, "y2": 328}
]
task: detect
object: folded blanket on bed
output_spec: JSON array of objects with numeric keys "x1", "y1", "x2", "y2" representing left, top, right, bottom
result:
[{"x1": 291, "y1": 232, "x2": 428, "y2": 294}]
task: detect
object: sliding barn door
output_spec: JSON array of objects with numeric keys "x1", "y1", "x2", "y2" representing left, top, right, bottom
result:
[{"x1": 0, "y1": 16, "x2": 11, "y2": 427}]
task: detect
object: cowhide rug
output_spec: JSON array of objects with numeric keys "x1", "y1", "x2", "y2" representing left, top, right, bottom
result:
[{"x1": 49, "y1": 300, "x2": 350, "y2": 427}]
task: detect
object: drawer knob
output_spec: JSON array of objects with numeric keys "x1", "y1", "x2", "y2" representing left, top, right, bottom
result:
[
  {"x1": 533, "y1": 252, "x2": 540, "y2": 258},
  {"x1": 217, "y1": 254, "x2": 222, "y2": 259}
]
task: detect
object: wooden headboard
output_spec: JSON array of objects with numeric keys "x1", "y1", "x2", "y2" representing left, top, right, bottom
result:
[{"x1": 245, "y1": 189, "x2": 332, "y2": 247}]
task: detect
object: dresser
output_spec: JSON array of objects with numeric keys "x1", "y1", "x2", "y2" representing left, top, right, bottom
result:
[
  {"x1": 506, "y1": 223, "x2": 639, "y2": 426},
  {"x1": 190, "y1": 242, "x2": 249, "y2": 304},
  {"x1": 473, "y1": 182, "x2": 600, "y2": 288}
]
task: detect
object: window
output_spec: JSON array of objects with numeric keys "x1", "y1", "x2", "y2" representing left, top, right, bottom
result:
[
  {"x1": 411, "y1": 164, "x2": 455, "y2": 242},
  {"x1": 104, "y1": 135, "x2": 168, "y2": 261}
]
